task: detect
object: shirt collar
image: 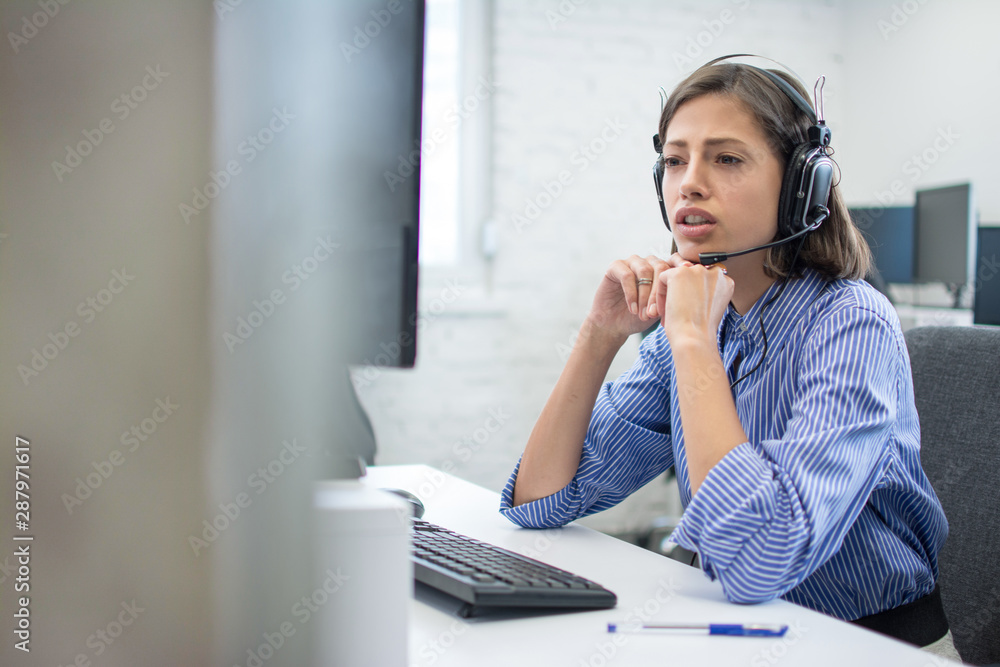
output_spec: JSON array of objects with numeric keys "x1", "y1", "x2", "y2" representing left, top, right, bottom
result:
[{"x1": 721, "y1": 268, "x2": 829, "y2": 351}]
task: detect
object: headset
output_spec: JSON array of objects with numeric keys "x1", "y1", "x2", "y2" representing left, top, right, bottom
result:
[{"x1": 652, "y1": 54, "x2": 835, "y2": 266}]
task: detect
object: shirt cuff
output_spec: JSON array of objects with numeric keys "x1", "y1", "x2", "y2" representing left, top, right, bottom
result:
[
  {"x1": 498, "y1": 458, "x2": 586, "y2": 529},
  {"x1": 669, "y1": 442, "x2": 778, "y2": 579}
]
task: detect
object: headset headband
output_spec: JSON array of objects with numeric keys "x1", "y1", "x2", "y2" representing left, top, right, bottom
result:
[{"x1": 701, "y1": 54, "x2": 820, "y2": 127}]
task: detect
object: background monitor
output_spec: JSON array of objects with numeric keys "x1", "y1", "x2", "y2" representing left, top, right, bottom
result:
[
  {"x1": 974, "y1": 227, "x2": 1000, "y2": 326},
  {"x1": 913, "y1": 183, "x2": 976, "y2": 287},
  {"x1": 851, "y1": 206, "x2": 915, "y2": 284}
]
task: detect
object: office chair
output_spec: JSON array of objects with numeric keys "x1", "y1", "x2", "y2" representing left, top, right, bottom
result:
[{"x1": 905, "y1": 325, "x2": 1000, "y2": 666}]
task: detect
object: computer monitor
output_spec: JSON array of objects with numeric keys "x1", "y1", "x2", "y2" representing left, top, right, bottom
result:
[
  {"x1": 329, "y1": 1, "x2": 424, "y2": 369},
  {"x1": 851, "y1": 206, "x2": 915, "y2": 284},
  {"x1": 209, "y1": 4, "x2": 427, "y2": 664},
  {"x1": 320, "y1": 1, "x2": 425, "y2": 474},
  {"x1": 913, "y1": 184, "x2": 976, "y2": 290},
  {"x1": 974, "y1": 226, "x2": 1000, "y2": 326}
]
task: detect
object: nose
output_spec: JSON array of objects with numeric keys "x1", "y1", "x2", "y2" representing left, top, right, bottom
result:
[{"x1": 678, "y1": 158, "x2": 709, "y2": 200}]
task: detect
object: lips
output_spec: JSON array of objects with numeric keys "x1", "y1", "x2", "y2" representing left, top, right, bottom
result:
[{"x1": 673, "y1": 207, "x2": 717, "y2": 238}]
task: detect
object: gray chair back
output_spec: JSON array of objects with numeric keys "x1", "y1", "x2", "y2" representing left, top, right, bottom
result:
[{"x1": 905, "y1": 325, "x2": 1000, "y2": 665}]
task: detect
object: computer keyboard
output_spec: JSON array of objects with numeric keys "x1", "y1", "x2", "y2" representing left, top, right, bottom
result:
[{"x1": 411, "y1": 518, "x2": 617, "y2": 617}]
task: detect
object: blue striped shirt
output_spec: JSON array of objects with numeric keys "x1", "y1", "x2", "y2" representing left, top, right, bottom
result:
[{"x1": 500, "y1": 268, "x2": 948, "y2": 621}]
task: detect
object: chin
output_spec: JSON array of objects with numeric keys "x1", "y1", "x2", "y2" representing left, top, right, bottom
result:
[{"x1": 676, "y1": 245, "x2": 707, "y2": 265}]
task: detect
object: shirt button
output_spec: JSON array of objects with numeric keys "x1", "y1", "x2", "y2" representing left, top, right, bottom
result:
[{"x1": 739, "y1": 323, "x2": 748, "y2": 333}]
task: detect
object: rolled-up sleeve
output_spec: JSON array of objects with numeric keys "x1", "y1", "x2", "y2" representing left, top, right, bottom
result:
[
  {"x1": 669, "y1": 305, "x2": 899, "y2": 603},
  {"x1": 500, "y1": 328, "x2": 676, "y2": 528}
]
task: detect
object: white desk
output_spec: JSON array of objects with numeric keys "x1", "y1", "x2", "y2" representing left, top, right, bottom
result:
[{"x1": 362, "y1": 465, "x2": 959, "y2": 667}]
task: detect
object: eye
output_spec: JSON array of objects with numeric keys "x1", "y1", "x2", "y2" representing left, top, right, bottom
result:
[
  {"x1": 718, "y1": 154, "x2": 743, "y2": 165},
  {"x1": 663, "y1": 156, "x2": 684, "y2": 168}
]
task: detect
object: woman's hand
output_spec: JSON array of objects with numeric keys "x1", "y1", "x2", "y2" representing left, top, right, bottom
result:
[
  {"x1": 515, "y1": 253, "x2": 694, "y2": 506},
  {"x1": 585, "y1": 254, "x2": 692, "y2": 339},
  {"x1": 654, "y1": 264, "x2": 734, "y2": 347}
]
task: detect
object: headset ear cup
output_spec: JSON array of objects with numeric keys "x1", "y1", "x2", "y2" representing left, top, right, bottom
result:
[
  {"x1": 653, "y1": 155, "x2": 670, "y2": 230},
  {"x1": 777, "y1": 142, "x2": 815, "y2": 237}
]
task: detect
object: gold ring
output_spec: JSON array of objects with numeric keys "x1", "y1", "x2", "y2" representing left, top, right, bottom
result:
[
  {"x1": 710, "y1": 263, "x2": 727, "y2": 275},
  {"x1": 636, "y1": 278, "x2": 653, "y2": 285}
]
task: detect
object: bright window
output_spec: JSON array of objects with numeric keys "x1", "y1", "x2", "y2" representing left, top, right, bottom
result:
[{"x1": 419, "y1": 0, "x2": 460, "y2": 264}]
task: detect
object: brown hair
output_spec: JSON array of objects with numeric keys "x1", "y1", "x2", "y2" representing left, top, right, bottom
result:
[{"x1": 658, "y1": 63, "x2": 871, "y2": 281}]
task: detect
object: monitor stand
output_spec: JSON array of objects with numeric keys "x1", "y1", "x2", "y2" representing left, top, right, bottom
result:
[{"x1": 946, "y1": 283, "x2": 968, "y2": 309}]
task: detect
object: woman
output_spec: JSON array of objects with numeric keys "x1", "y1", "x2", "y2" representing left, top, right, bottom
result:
[{"x1": 500, "y1": 57, "x2": 956, "y2": 657}]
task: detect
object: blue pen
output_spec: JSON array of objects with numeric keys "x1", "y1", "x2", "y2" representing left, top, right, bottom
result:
[{"x1": 607, "y1": 622, "x2": 788, "y2": 637}]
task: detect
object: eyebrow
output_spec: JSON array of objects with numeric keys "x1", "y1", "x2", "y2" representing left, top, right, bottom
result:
[{"x1": 662, "y1": 137, "x2": 750, "y2": 149}]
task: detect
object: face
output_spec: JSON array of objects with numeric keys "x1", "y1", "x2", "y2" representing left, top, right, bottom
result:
[{"x1": 661, "y1": 94, "x2": 784, "y2": 269}]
